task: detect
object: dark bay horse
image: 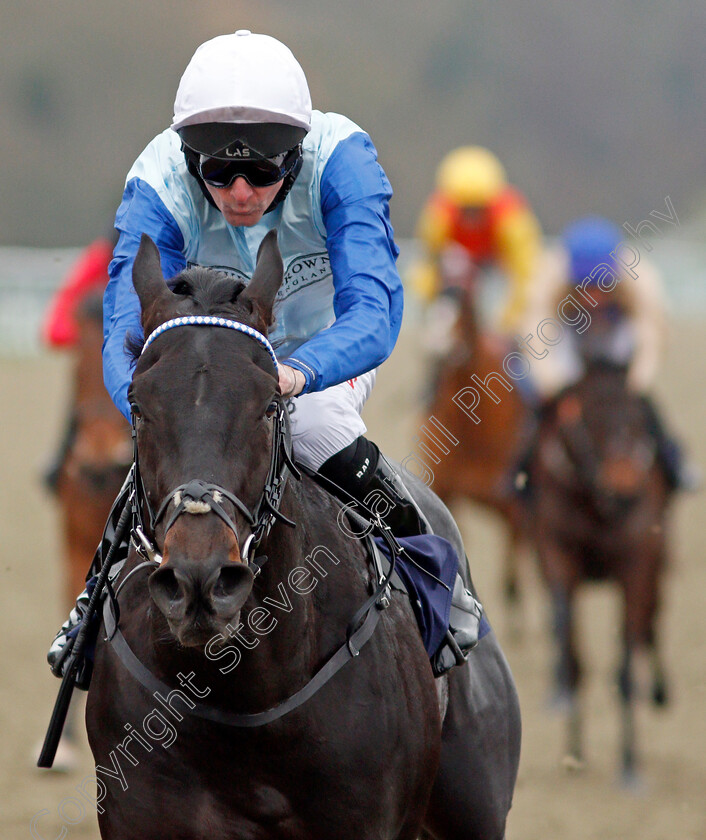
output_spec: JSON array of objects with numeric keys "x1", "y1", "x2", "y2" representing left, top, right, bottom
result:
[
  {"x1": 55, "y1": 290, "x2": 132, "y2": 607},
  {"x1": 424, "y1": 260, "x2": 532, "y2": 609},
  {"x1": 86, "y1": 231, "x2": 520, "y2": 839},
  {"x1": 529, "y1": 358, "x2": 672, "y2": 784}
]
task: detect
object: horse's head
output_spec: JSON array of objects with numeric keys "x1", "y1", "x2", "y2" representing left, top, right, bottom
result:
[
  {"x1": 575, "y1": 289, "x2": 635, "y2": 373},
  {"x1": 542, "y1": 372, "x2": 658, "y2": 518},
  {"x1": 129, "y1": 230, "x2": 284, "y2": 646},
  {"x1": 68, "y1": 287, "x2": 133, "y2": 489}
]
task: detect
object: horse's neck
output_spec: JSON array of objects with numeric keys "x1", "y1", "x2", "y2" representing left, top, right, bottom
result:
[
  {"x1": 252, "y1": 476, "x2": 365, "y2": 642},
  {"x1": 457, "y1": 288, "x2": 480, "y2": 349},
  {"x1": 581, "y1": 360, "x2": 630, "y2": 403},
  {"x1": 73, "y1": 319, "x2": 109, "y2": 406}
]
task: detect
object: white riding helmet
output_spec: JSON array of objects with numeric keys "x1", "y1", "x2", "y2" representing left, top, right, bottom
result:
[{"x1": 172, "y1": 30, "x2": 312, "y2": 159}]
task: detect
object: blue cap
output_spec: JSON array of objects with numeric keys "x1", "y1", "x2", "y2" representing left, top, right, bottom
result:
[{"x1": 561, "y1": 216, "x2": 623, "y2": 283}]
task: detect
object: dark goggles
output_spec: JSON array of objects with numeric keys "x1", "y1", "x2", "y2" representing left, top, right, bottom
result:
[{"x1": 195, "y1": 145, "x2": 302, "y2": 189}]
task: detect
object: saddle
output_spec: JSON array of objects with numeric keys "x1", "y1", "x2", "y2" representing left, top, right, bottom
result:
[
  {"x1": 373, "y1": 533, "x2": 487, "y2": 676},
  {"x1": 334, "y1": 494, "x2": 486, "y2": 678}
]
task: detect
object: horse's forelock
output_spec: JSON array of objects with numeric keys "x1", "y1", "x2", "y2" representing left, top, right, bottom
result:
[
  {"x1": 171, "y1": 268, "x2": 248, "y2": 314},
  {"x1": 128, "y1": 268, "x2": 262, "y2": 364}
]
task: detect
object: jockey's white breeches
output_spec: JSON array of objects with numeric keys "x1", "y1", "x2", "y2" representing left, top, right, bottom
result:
[{"x1": 288, "y1": 370, "x2": 376, "y2": 470}]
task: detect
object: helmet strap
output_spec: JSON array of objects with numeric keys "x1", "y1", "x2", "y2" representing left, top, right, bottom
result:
[
  {"x1": 184, "y1": 149, "x2": 220, "y2": 210},
  {"x1": 264, "y1": 153, "x2": 303, "y2": 214}
]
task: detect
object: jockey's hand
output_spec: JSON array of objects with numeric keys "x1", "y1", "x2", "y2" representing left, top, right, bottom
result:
[{"x1": 278, "y1": 364, "x2": 305, "y2": 398}]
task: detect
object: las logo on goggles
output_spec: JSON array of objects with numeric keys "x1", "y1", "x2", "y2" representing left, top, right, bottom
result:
[{"x1": 197, "y1": 145, "x2": 301, "y2": 189}]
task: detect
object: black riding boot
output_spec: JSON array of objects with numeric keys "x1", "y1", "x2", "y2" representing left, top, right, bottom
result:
[
  {"x1": 319, "y1": 436, "x2": 483, "y2": 675},
  {"x1": 318, "y1": 436, "x2": 431, "y2": 537},
  {"x1": 640, "y1": 396, "x2": 700, "y2": 492}
]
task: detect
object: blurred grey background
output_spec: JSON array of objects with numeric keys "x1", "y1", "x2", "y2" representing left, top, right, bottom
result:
[
  {"x1": 2, "y1": 0, "x2": 705, "y2": 246},
  {"x1": 2, "y1": 6, "x2": 706, "y2": 840}
]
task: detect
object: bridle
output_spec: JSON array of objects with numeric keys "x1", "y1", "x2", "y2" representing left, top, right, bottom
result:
[
  {"x1": 552, "y1": 388, "x2": 654, "y2": 509},
  {"x1": 102, "y1": 314, "x2": 400, "y2": 728},
  {"x1": 554, "y1": 395, "x2": 600, "y2": 491},
  {"x1": 130, "y1": 315, "x2": 299, "y2": 571}
]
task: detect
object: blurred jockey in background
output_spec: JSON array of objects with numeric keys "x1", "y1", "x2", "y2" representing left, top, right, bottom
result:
[
  {"x1": 42, "y1": 238, "x2": 114, "y2": 348},
  {"x1": 409, "y1": 146, "x2": 543, "y2": 354},
  {"x1": 517, "y1": 215, "x2": 698, "y2": 493},
  {"x1": 41, "y1": 237, "x2": 114, "y2": 490}
]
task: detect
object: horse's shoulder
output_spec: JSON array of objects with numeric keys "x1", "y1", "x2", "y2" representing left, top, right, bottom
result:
[{"x1": 296, "y1": 473, "x2": 371, "y2": 565}]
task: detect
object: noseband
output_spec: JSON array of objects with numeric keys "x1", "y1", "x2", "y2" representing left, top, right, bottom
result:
[{"x1": 132, "y1": 316, "x2": 299, "y2": 567}]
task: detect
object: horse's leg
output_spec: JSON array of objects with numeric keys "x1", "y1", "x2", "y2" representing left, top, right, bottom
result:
[
  {"x1": 635, "y1": 584, "x2": 669, "y2": 709},
  {"x1": 548, "y1": 580, "x2": 584, "y2": 768},
  {"x1": 650, "y1": 639, "x2": 669, "y2": 707},
  {"x1": 616, "y1": 642, "x2": 640, "y2": 786},
  {"x1": 502, "y1": 510, "x2": 533, "y2": 641},
  {"x1": 617, "y1": 546, "x2": 664, "y2": 786},
  {"x1": 647, "y1": 545, "x2": 669, "y2": 709},
  {"x1": 550, "y1": 586, "x2": 577, "y2": 704},
  {"x1": 422, "y1": 632, "x2": 521, "y2": 840},
  {"x1": 502, "y1": 522, "x2": 521, "y2": 608},
  {"x1": 493, "y1": 523, "x2": 523, "y2": 647},
  {"x1": 503, "y1": 494, "x2": 531, "y2": 598}
]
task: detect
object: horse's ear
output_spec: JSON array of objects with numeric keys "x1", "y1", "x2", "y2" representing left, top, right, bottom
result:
[
  {"x1": 239, "y1": 229, "x2": 284, "y2": 333},
  {"x1": 132, "y1": 234, "x2": 172, "y2": 312}
]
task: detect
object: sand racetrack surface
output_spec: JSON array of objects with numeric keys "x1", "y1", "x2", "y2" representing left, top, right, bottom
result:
[{"x1": 1, "y1": 318, "x2": 705, "y2": 839}]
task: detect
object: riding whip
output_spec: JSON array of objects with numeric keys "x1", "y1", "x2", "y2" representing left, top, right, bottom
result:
[{"x1": 37, "y1": 498, "x2": 133, "y2": 768}]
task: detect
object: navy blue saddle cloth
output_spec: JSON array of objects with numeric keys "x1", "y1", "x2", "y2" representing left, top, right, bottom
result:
[{"x1": 375, "y1": 534, "x2": 491, "y2": 657}]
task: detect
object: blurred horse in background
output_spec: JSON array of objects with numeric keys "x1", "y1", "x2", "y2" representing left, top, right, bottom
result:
[
  {"x1": 42, "y1": 238, "x2": 131, "y2": 609},
  {"x1": 41, "y1": 260, "x2": 131, "y2": 769},
  {"x1": 422, "y1": 248, "x2": 533, "y2": 613},
  {"x1": 529, "y1": 351, "x2": 672, "y2": 785},
  {"x1": 53, "y1": 289, "x2": 131, "y2": 607}
]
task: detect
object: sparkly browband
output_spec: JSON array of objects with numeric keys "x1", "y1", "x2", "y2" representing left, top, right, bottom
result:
[{"x1": 141, "y1": 316, "x2": 278, "y2": 370}]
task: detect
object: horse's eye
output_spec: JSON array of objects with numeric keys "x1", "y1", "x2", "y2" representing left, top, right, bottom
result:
[
  {"x1": 265, "y1": 402, "x2": 278, "y2": 420},
  {"x1": 171, "y1": 279, "x2": 190, "y2": 296}
]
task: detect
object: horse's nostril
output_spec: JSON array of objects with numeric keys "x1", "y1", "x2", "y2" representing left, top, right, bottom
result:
[
  {"x1": 154, "y1": 568, "x2": 180, "y2": 600},
  {"x1": 213, "y1": 565, "x2": 247, "y2": 597},
  {"x1": 149, "y1": 566, "x2": 188, "y2": 619},
  {"x1": 148, "y1": 561, "x2": 253, "y2": 625},
  {"x1": 208, "y1": 563, "x2": 254, "y2": 617}
]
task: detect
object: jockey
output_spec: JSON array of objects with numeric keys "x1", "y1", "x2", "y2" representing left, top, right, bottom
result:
[
  {"x1": 41, "y1": 237, "x2": 114, "y2": 491},
  {"x1": 409, "y1": 145, "x2": 542, "y2": 350},
  {"x1": 48, "y1": 30, "x2": 481, "y2": 681},
  {"x1": 517, "y1": 215, "x2": 697, "y2": 493}
]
